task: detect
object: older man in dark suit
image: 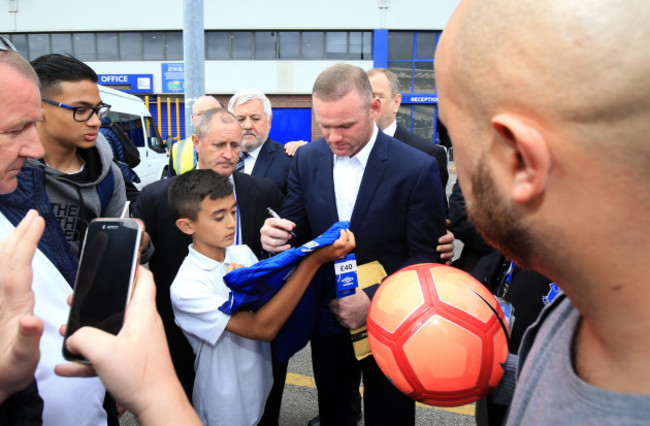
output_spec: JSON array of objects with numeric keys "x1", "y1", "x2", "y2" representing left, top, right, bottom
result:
[
  {"x1": 228, "y1": 88, "x2": 293, "y2": 195},
  {"x1": 132, "y1": 108, "x2": 282, "y2": 400},
  {"x1": 367, "y1": 68, "x2": 449, "y2": 189},
  {"x1": 261, "y1": 64, "x2": 447, "y2": 426}
]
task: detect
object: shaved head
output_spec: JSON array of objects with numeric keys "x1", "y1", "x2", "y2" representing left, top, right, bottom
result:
[
  {"x1": 444, "y1": 0, "x2": 650, "y2": 166},
  {"x1": 192, "y1": 95, "x2": 222, "y2": 115},
  {"x1": 437, "y1": 0, "x2": 650, "y2": 275}
]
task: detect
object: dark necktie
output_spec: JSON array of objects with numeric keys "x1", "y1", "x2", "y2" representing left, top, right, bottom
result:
[{"x1": 235, "y1": 152, "x2": 247, "y2": 173}]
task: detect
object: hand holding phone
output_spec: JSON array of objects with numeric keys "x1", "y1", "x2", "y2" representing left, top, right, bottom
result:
[{"x1": 63, "y1": 218, "x2": 142, "y2": 362}]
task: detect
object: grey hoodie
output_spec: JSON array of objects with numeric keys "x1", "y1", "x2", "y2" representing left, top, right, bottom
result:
[{"x1": 26, "y1": 133, "x2": 126, "y2": 257}]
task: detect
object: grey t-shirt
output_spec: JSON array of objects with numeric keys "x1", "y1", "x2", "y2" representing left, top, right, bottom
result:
[{"x1": 506, "y1": 296, "x2": 650, "y2": 425}]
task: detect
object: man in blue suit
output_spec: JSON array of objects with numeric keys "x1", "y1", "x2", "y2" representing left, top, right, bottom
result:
[
  {"x1": 228, "y1": 88, "x2": 293, "y2": 194},
  {"x1": 261, "y1": 64, "x2": 447, "y2": 426}
]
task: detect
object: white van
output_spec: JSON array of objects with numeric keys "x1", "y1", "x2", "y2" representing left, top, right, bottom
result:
[{"x1": 98, "y1": 85, "x2": 170, "y2": 189}]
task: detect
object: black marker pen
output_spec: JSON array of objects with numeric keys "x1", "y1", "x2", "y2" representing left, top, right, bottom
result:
[{"x1": 266, "y1": 207, "x2": 297, "y2": 238}]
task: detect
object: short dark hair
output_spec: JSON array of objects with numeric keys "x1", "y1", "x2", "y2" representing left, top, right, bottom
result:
[
  {"x1": 168, "y1": 169, "x2": 234, "y2": 221},
  {"x1": 30, "y1": 53, "x2": 98, "y2": 97},
  {"x1": 312, "y1": 63, "x2": 373, "y2": 108}
]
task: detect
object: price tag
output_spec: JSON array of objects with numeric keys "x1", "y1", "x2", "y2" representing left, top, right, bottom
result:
[{"x1": 335, "y1": 254, "x2": 358, "y2": 298}]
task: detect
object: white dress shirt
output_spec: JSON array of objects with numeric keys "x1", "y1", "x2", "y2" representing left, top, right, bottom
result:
[
  {"x1": 333, "y1": 124, "x2": 379, "y2": 221},
  {"x1": 383, "y1": 119, "x2": 398, "y2": 137}
]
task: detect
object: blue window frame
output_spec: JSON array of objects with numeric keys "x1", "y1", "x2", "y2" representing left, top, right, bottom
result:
[{"x1": 387, "y1": 31, "x2": 442, "y2": 143}]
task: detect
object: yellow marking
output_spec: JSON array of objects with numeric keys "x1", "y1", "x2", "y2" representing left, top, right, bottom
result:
[{"x1": 285, "y1": 372, "x2": 475, "y2": 416}]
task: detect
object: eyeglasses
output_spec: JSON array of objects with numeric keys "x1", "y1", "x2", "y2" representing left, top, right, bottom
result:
[
  {"x1": 41, "y1": 98, "x2": 111, "y2": 122},
  {"x1": 0, "y1": 35, "x2": 17, "y2": 52}
]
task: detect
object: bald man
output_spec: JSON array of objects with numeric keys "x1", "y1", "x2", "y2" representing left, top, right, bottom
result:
[
  {"x1": 436, "y1": 0, "x2": 650, "y2": 424},
  {"x1": 168, "y1": 95, "x2": 222, "y2": 176}
]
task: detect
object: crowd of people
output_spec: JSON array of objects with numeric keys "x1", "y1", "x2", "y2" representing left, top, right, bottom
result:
[{"x1": 1, "y1": 0, "x2": 649, "y2": 424}]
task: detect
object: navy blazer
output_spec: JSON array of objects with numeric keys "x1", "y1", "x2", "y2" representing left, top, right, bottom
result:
[
  {"x1": 252, "y1": 138, "x2": 293, "y2": 194},
  {"x1": 281, "y1": 130, "x2": 447, "y2": 336},
  {"x1": 393, "y1": 124, "x2": 449, "y2": 189}
]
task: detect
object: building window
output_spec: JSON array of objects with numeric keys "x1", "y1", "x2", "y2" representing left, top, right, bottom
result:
[
  {"x1": 326, "y1": 32, "x2": 347, "y2": 60},
  {"x1": 231, "y1": 32, "x2": 253, "y2": 60},
  {"x1": 143, "y1": 32, "x2": 164, "y2": 60},
  {"x1": 97, "y1": 33, "x2": 118, "y2": 61},
  {"x1": 73, "y1": 33, "x2": 96, "y2": 61},
  {"x1": 7, "y1": 34, "x2": 27, "y2": 57},
  {"x1": 302, "y1": 32, "x2": 324, "y2": 60},
  {"x1": 388, "y1": 31, "x2": 441, "y2": 142},
  {"x1": 27, "y1": 34, "x2": 49, "y2": 59},
  {"x1": 5, "y1": 30, "x2": 371, "y2": 62},
  {"x1": 164, "y1": 31, "x2": 183, "y2": 60},
  {"x1": 279, "y1": 31, "x2": 300, "y2": 59},
  {"x1": 119, "y1": 33, "x2": 142, "y2": 61},
  {"x1": 206, "y1": 31, "x2": 229, "y2": 60},
  {"x1": 350, "y1": 31, "x2": 372, "y2": 60},
  {"x1": 51, "y1": 33, "x2": 73, "y2": 56},
  {"x1": 254, "y1": 31, "x2": 277, "y2": 60}
]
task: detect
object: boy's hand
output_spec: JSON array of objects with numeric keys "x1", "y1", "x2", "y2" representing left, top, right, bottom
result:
[
  {"x1": 225, "y1": 263, "x2": 245, "y2": 274},
  {"x1": 311, "y1": 229, "x2": 356, "y2": 264}
]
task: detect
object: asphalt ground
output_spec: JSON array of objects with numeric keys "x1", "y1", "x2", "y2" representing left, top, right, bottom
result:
[
  {"x1": 121, "y1": 162, "x2": 476, "y2": 425},
  {"x1": 120, "y1": 343, "x2": 476, "y2": 426}
]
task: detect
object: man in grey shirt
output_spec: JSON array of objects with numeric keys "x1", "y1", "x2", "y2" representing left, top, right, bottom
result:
[{"x1": 436, "y1": 0, "x2": 650, "y2": 424}]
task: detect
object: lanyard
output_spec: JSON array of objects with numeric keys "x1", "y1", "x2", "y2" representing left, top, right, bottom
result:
[
  {"x1": 234, "y1": 190, "x2": 241, "y2": 245},
  {"x1": 498, "y1": 260, "x2": 517, "y2": 298}
]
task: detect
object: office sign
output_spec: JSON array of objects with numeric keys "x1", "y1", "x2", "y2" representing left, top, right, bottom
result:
[{"x1": 98, "y1": 74, "x2": 153, "y2": 94}]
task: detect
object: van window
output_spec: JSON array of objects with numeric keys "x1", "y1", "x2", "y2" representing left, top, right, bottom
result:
[
  {"x1": 144, "y1": 117, "x2": 167, "y2": 154},
  {"x1": 108, "y1": 112, "x2": 144, "y2": 147}
]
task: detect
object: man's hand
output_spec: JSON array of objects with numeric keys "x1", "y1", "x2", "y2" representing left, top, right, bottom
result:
[
  {"x1": 328, "y1": 289, "x2": 370, "y2": 330},
  {"x1": 437, "y1": 227, "x2": 455, "y2": 266},
  {"x1": 260, "y1": 217, "x2": 295, "y2": 253},
  {"x1": 56, "y1": 269, "x2": 200, "y2": 425},
  {"x1": 284, "y1": 140, "x2": 309, "y2": 157},
  {"x1": 0, "y1": 210, "x2": 45, "y2": 403}
]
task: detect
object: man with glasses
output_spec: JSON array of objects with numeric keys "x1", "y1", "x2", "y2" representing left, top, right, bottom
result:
[{"x1": 28, "y1": 53, "x2": 126, "y2": 256}]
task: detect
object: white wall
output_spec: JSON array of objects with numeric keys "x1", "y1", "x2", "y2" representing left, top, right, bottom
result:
[
  {"x1": 4, "y1": 0, "x2": 459, "y2": 95},
  {"x1": 87, "y1": 60, "x2": 373, "y2": 95},
  {"x1": 2, "y1": 0, "x2": 459, "y2": 32}
]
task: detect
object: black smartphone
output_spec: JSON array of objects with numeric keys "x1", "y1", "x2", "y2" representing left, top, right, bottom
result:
[{"x1": 63, "y1": 218, "x2": 142, "y2": 362}]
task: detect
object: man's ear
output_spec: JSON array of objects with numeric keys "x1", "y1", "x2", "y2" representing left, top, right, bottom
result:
[
  {"x1": 392, "y1": 93, "x2": 402, "y2": 115},
  {"x1": 175, "y1": 218, "x2": 195, "y2": 235},
  {"x1": 369, "y1": 96, "x2": 381, "y2": 120},
  {"x1": 192, "y1": 134, "x2": 200, "y2": 152},
  {"x1": 491, "y1": 114, "x2": 551, "y2": 204}
]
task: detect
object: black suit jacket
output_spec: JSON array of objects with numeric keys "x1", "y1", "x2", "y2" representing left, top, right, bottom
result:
[
  {"x1": 131, "y1": 171, "x2": 282, "y2": 397},
  {"x1": 393, "y1": 124, "x2": 449, "y2": 189},
  {"x1": 251, "y1": 138, "x2": 293, "y2": 194}
]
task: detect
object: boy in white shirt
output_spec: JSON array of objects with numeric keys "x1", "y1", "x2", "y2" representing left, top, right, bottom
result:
[{"x1": 168, "y1": 169, "x2": 355, "y2": 425}]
